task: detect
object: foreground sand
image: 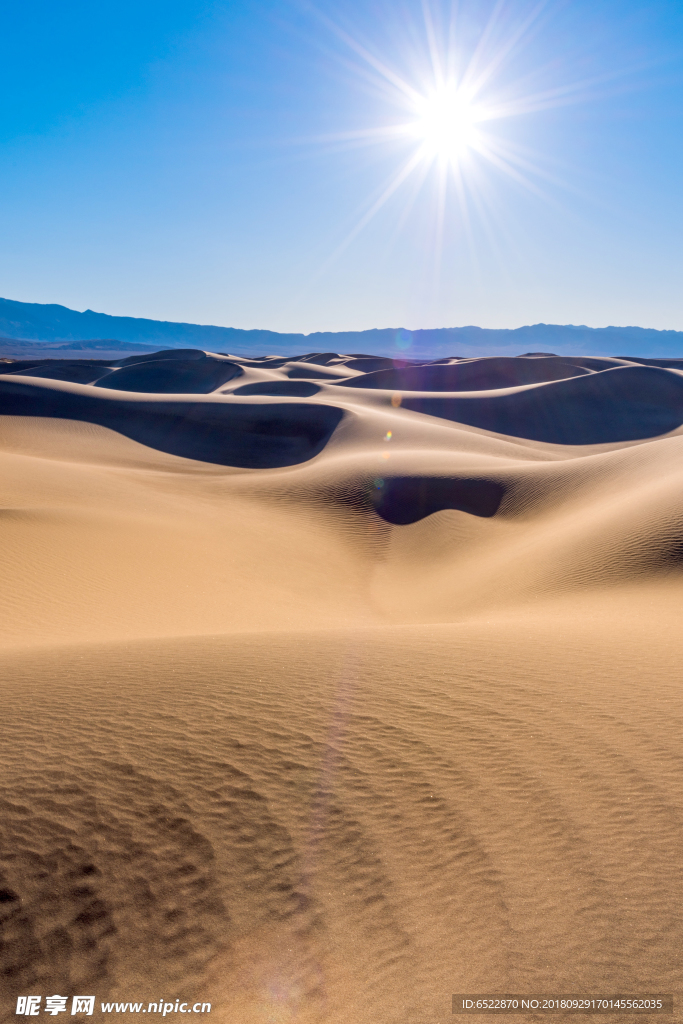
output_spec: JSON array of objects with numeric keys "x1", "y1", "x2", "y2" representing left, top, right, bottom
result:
[{"x1": 2, "y1": 351, "x2": 683, "y2": 1022}]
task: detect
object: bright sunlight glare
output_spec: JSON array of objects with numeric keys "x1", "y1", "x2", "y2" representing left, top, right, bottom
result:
[
  {"x1": 410, "y1": 87, "x2": 482, "y2": 162},
  {"x1": 296, "y1": 1, "x2": 605, "y2": 303}
]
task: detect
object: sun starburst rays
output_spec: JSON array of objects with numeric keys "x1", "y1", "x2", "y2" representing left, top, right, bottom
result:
[
  {"x1": 304, "y1": 0, "x2": 574, "y2": 257},
  {"x1": 280, "y1": 1, "x2": 607, "y2": 323}
]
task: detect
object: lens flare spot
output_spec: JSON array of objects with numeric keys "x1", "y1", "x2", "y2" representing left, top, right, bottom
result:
[
  {"x1": 384, "y1": 430, "x2": 392, "y2": 441},
  {"x1": 395, "y1": 328, "x2": 412, "y2": 351}
]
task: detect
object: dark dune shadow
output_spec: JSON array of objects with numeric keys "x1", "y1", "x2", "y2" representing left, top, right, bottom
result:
[
  {"x1": 95, "y1": 358, "x2": 243, "y2": 393},
  {"x1": 293, "y1": 352, "x2": 342, "y2": 365},
  {"x1": 218, "y1": 355, "x2": 299, "y2": 369},
  {"x1": 335, "y1": 356, "x2": 593, "y2": 392},
  {"x1": 341, "y1": 357, "x2": 399, "y2": 372},
  {"x1": 4, "y1": 354, "x2": 683, "y2": 455},
  {"x1": 232, "y1": 381, "x2": 321, "y2": 397},
  {"x1": 0, "y1": 378, "x2": 343, "y2": 468},
  {"x1": 369, "y1": 476, "x2": 505, "y2": 525},
  {"x1": 617, "y1": 357, "x2": 683, "y2": 370},
  {"x1": 5, "y1": 362, "x2": 114, "y2": 384},
  {"x1": 284, "y1": 364, "x2": 350, "y2": 381},
  {"x1": 401, "y1": 366, "x2": 683, "y2": 444},
  {"x1": 115, "y1": 348, "x2": 210, "y2": 366}
]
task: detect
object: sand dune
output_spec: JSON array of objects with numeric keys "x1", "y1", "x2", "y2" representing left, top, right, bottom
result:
[
  {"x1": 93, "y1": 358, "x2": 243, "y2": 394},
  {"x1": 334, "y1": 354, "x2": 596, "y2": 390},
  {"x1": 1, "y1": 350, "x2": 683, "y2": 1022}
]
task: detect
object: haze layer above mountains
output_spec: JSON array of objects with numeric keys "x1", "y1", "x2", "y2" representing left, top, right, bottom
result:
[{"x1": 2, "y1": 296, "x2": 683, "y2": 358}]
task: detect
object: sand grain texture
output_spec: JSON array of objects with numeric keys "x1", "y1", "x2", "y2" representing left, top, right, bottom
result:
[{"x1": 1, "y1": 350, "x2": 682, "y2": 1022}]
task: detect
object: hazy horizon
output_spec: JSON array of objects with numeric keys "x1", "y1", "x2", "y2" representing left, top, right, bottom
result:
[
  {"x1": 8, "y1": 293, "x2": 683, "y2": 334},
  {"x1": 5, "y1": 295, "x2": 683, "y2": 360}
]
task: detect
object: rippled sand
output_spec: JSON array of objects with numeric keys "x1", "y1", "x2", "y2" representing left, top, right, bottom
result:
[{"x1": 2, "y1": 350, "x2": 683, "y2": 1022}]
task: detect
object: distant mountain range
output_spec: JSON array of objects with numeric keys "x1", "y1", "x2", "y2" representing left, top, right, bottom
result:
[{"x1": 2, "y1": 296, "x2": 683, "y2": 358}]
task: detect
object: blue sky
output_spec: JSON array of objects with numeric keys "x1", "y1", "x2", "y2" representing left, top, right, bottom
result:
[{"x1": 1, "y1": 0, "x2": 682, "y2": 333}]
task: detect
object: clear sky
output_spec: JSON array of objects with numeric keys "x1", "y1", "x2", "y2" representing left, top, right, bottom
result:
[{"x1": 2, "y1": 0, "x2": 682, "y2": 333}]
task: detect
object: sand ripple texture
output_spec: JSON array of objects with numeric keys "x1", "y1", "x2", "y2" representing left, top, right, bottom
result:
[{"x1": 2, "y1": 349, "x2": 683, "y2": 1022}]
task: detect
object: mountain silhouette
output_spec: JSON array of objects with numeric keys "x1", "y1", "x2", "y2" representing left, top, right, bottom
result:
[{"x1": 2, "y1": 296, "x2": 682, "y2": 358}]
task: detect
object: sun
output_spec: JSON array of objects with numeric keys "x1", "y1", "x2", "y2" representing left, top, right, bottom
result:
[
  {"x1": 410, "y1": 86, "x2": 481, "y2": 162},
  {"x1": 295, "y1": 1, "x2": 585, "y2": 287}
]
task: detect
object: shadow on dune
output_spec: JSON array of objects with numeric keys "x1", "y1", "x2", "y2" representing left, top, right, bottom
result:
[
  {"x1": 336, "y1": 356, "x2": 594, "y2": 391},
  {"x1": 94, "y1": 357, "x2": 243, "y2": 393},
  {"x1": 232, "y1": 380, "x2": 321, "y2": 397},
  {"x1": 116, "y1": 348, "x2": 210, "y2": 365},
  {"x1": 3, "y1": 354, "x2": 683, "y2": 460},
  {"x1": 3, "y1": 350, "x2": 242, "y2": 392},
  {"x1": 402, "y1": 366, "x2": 683, "y2": 444},
  {"x1": 369, "y1": 476, "x2": 505, "y2": 525},
  {"x1": 5, "y1": 362, "x2": 114, "y2": 384},
  {"x1": 0, "y1": 378, "x2": 343, "y2": 468}
]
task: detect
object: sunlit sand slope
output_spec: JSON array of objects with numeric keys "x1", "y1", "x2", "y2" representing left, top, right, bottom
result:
[
  {"x1": 1, "y1": 350, "x2": 683, "y2": 1022},
  {"x1": 2, "y1": 621, "x2": 683, "y2": 1024}
]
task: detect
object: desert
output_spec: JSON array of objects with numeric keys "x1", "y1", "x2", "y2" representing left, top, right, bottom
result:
[
  {"x1": 5, "y1": 0, "x2": 683, "y2": 1016},
  {"x1": 1, "y1": 349, "x2": 683, "y2": 1021}
]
